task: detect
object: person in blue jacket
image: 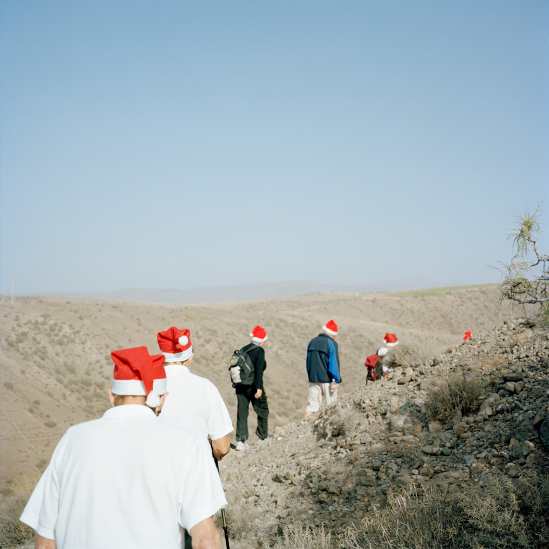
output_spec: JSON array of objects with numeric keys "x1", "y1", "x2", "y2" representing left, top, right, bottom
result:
[{"x1": 304, "y1": 320, "x2": 341, "y2": 418}]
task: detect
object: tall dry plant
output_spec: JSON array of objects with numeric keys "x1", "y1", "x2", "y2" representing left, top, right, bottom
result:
[
  {"x1": 388, "y1": 339, "x2": 444, "y2": 369},
  {"x1": 499, "y1": 205, "x2": 549, "y2": 319},
  {"x1": 424, "y1": 374, "x2": 483, "y2": 423},
  {"x1": 265, "y1": 524, "x2": 332, "y2": 549}
]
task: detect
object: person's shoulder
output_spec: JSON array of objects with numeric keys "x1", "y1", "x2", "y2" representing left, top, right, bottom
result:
[{"x1": 155, "y1": 421, "x2": 210, "y2": 450}]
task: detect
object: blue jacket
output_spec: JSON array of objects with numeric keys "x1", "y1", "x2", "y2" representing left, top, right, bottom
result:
[{"x1": 306, "y1": 333, "x2": 341, "y2": 383}]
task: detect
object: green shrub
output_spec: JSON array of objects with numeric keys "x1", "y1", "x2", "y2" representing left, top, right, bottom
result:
[
  {"x1": 3, "y1": 381, "x2": 14, "y2": 390},
  {"x1": 424, "y1": 374, "x2": 484, "y2": 423},
  {"x1": 44, "y1": 420, "x2": 56, "y2": 428},
  {"x1": 186, "y1": 311, "x2": 195, "y2": 319}
]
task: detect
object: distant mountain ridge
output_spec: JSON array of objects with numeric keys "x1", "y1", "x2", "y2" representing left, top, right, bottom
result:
[{"x1": 49, "y1": 276, "x2": 438, "y2": 304}]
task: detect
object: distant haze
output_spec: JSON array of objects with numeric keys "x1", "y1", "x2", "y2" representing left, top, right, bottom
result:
[{"x1": 47, "y1": 276, "x2": 440, "y2": 304}]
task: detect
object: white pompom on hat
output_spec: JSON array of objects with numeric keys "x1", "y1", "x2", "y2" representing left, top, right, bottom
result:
[
  {"x1": 383, "y1": 333, "x2": 398, "y2": 347},
  {"x1": 250, "y1": 325, "x2": 268, "y2": 343},
  {"x1": 110, "y1": 346, "x2": 167, "y2": 408},
  {"x1": 323, "y1": 320, "x2": 338, "y2": 336},
  {"x1": 157, "y1": 327, "x2": 193, "y2": 363}
]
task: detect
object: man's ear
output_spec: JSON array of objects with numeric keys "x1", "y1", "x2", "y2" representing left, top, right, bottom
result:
[
  {"x1": 155, "y1": 392, "x2": 168, "y2": 416},
  {"x1": 108, "y1": 388, "x2": 116, "y2": 408}
]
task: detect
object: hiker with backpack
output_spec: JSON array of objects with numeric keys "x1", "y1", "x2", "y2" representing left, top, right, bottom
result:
[
  {"x1": 229, "y1": 325, "x2": 269, "y2": 451},
  {"x1": 365, "y1": 333, "x2": 398, "y2": 384},
  {"x1": 304, "y1": 320, "x2": 341, "y2": 418},
  {"x1": 156, "y1": 327, "x2": 234, "y2": 549}
]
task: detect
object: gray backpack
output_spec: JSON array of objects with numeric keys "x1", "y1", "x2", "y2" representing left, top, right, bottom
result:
[{"x1": 228, "y1": 346, "x2": 255, "y2": 387}]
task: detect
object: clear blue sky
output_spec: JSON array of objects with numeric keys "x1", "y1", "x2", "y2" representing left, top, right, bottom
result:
[{"x1": 1, "y1": 0, "x2": 547, "y2": 294}]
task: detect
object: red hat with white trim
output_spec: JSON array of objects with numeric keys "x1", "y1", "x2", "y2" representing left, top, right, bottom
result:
[
  {"x1": 323, "y1": 320, "x2": 338, "y2": 336},
  {"x1": 110, "y1": 346, "x2": 167, "y2": 408},
  {"x1": 250, "y1": 325, "x2": 268, "y2": 344},
  {"x1": 157, "y1": 327, "x2": 193, "y2": 363},
  {"x1": 383, "y1": 333, "x2": 398, "y2": 346}
]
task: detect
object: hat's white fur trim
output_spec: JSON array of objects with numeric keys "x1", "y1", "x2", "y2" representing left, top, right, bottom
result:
[
  {"x1": 161, "y1": 346, "x2": 193, "y2": 362},
  {"x1": 384, "y1": 339, "x2": 398, "y2": 347},
  {"x1": 111, "y1": 377, "x2": 167, "y2": 397},
  {"x1": 250, "y1": 334, "x2": 268, "y2": 343},
  {"x1": 323, "y1": 325, "x2": 337, "y2": 336}
]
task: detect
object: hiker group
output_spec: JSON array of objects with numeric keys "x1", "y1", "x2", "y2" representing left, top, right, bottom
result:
[{"x1": 20, "y1": 319, "x2": 393, "y2": 548}]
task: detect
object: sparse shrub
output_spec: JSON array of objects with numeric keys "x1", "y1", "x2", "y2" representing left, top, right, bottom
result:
[
  {"x1": 387, "y1": 339, "x2": 443, "y2": 368},
  {"x1": 0, "y1": 487, "x2": 36, "y2": 547},
  {"x1": 344, "y1": 486, "x2": 464, "y2": 549},
  {"x1": 215, "y1": 485, "x2": 264, "y2": 541},
  {"x1": 33, "y1": 400, "x2": 40, "y2": 405},
  {"x1": 44, "y1": 420, "x2": 56, "y2": 428},
  {"x1": 3, "y1": 381, "x2": 14, "y2": 390},
  {"x1": 344, "y1": 475, "x2": 549, "y2": 549},
  {"x1": 28, "y1": 407, "x2": 34, "y2": 414},
  {"x1": 36, "y1": 459, "x2": 47, "y2": 469},
  {"x1": 66, "y1": 364, "x2": 76, "y2": 373},
  {"x1": 462, "y1": 473, "x2": 549, "y2": 548},
  {"x1": 186, "y1": 311, "x2": 195, "y2": 319},
  {"x1": 266, "y1": 524, "x2": 332, "y2": 549},
  {"x1": 424, "y1": 374, "x2": 483, "y2": 423}
]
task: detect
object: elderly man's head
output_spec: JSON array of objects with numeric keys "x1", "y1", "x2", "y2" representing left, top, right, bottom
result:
[{"x1": 109, "y1": 346, "x2": 168, "y2": 415}]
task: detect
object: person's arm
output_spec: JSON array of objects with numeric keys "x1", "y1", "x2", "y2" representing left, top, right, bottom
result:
[
  {"x1": 327, "y1": 340, "x2": 341, "y2": 383},
  {"x1": 35, "y1": 536, "x2": 56, "y2": 549},
  {"x1": 190, "y1": 516, "x2": 222, "y2": 549},
  {"x1": 211, "y1": 435, "x2": 230, "y2": 460},
  {"x1": 253, "y1": 347, "x2": 266, "y2": 396}
]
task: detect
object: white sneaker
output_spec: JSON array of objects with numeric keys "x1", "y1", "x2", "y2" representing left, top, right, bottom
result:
[{"x1": 236, "y1": 441, "x2": 247, "y2": 451}]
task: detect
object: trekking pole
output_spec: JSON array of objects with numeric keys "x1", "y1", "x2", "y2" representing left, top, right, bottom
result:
[{"x1": 214, "y1": 457, "x2": 231, "y2": 549}]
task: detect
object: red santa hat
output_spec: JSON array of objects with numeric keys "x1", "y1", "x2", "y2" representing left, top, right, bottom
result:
[
  {"x1": 250, "y1": 325, "x2": 268, "y2": 344},
  {"x1": 110, "y1": 346, "x2": 167, "y2": 408},
  {"x1": 463, "y1": 331, "x2": 472, "y2": 340},
  {"x1": 157, "y1": 327, "x2": 193, "y2": 363},
  {"x1": 323, "y1": 320, "x2": 338, "y2": 336},
  {"x1": 383, "y1": 333, "x2": 398, "y2": 347}
]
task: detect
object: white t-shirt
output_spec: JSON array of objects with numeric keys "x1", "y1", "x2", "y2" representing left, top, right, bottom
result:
[
  {"x1": 20, "y1": 405, "x2": 227, "y2": 549},
  {"x1": 159, "y1": 365, "x2": 233, "y2": 441}
]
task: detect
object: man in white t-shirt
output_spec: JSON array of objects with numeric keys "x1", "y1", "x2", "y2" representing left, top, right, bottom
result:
[
  {"x1": 20, "y1": 346, "x2": 226, "y2": 549},
  {"x1": 157, "y1": 326, "x2": 233, "y2": 460},
  {"x1": 157, "y1": 327, "x2": 233, "y2": 549}
]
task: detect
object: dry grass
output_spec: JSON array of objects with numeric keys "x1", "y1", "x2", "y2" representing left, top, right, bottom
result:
[
  {"x1": 344, "y1": 486, "x2": 464, "y2": 549},
  {"x1": 424, "y1": 374, "x2": 484, "y2": 423},
  {"x1": 265, "y1": 524, "x2": 332, "y2": 549},
  {"x1": 214, "y1": 485, "x2": 267, "y2": 541},
  {"x1": 348, "y1": 474, "x2": 549, "y2": 549},
  {"x1": 0, "y1": 494, "x2": 36, "y2": 548},
  {"x1": 388, "y1": 339, "x2": 444, "y2": 368}
]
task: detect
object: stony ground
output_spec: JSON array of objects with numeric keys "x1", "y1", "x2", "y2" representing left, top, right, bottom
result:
[{"x1": 218, "y1": 315, "x2": 549, "y2": 547}]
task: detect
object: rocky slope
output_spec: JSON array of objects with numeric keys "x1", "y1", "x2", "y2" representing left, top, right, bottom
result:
[{"x1": 218, "y1": 315, "x2": 549, "y2": 547}]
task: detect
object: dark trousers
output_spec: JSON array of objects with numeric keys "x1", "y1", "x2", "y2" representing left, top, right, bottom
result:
[
  {"x1": 184, "y1": 530, "x2": 192, "y2": 549},
  {"x1": 235, "y1": 385, "x2": 269, "y2": 441}
]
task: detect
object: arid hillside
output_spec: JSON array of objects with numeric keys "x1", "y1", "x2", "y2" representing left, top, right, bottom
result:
[{"x1": 0, "y1": 284, "x2": 529, "y2": 488}]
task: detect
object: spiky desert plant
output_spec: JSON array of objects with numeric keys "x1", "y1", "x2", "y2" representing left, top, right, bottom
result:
[{"x1": 499, "y1": 205, "x2": 549, "y2": 318}]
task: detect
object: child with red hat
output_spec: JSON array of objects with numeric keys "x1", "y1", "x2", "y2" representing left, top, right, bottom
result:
[{"x1": 21, "y1": 346, "x2": 226, "y2": 549}]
